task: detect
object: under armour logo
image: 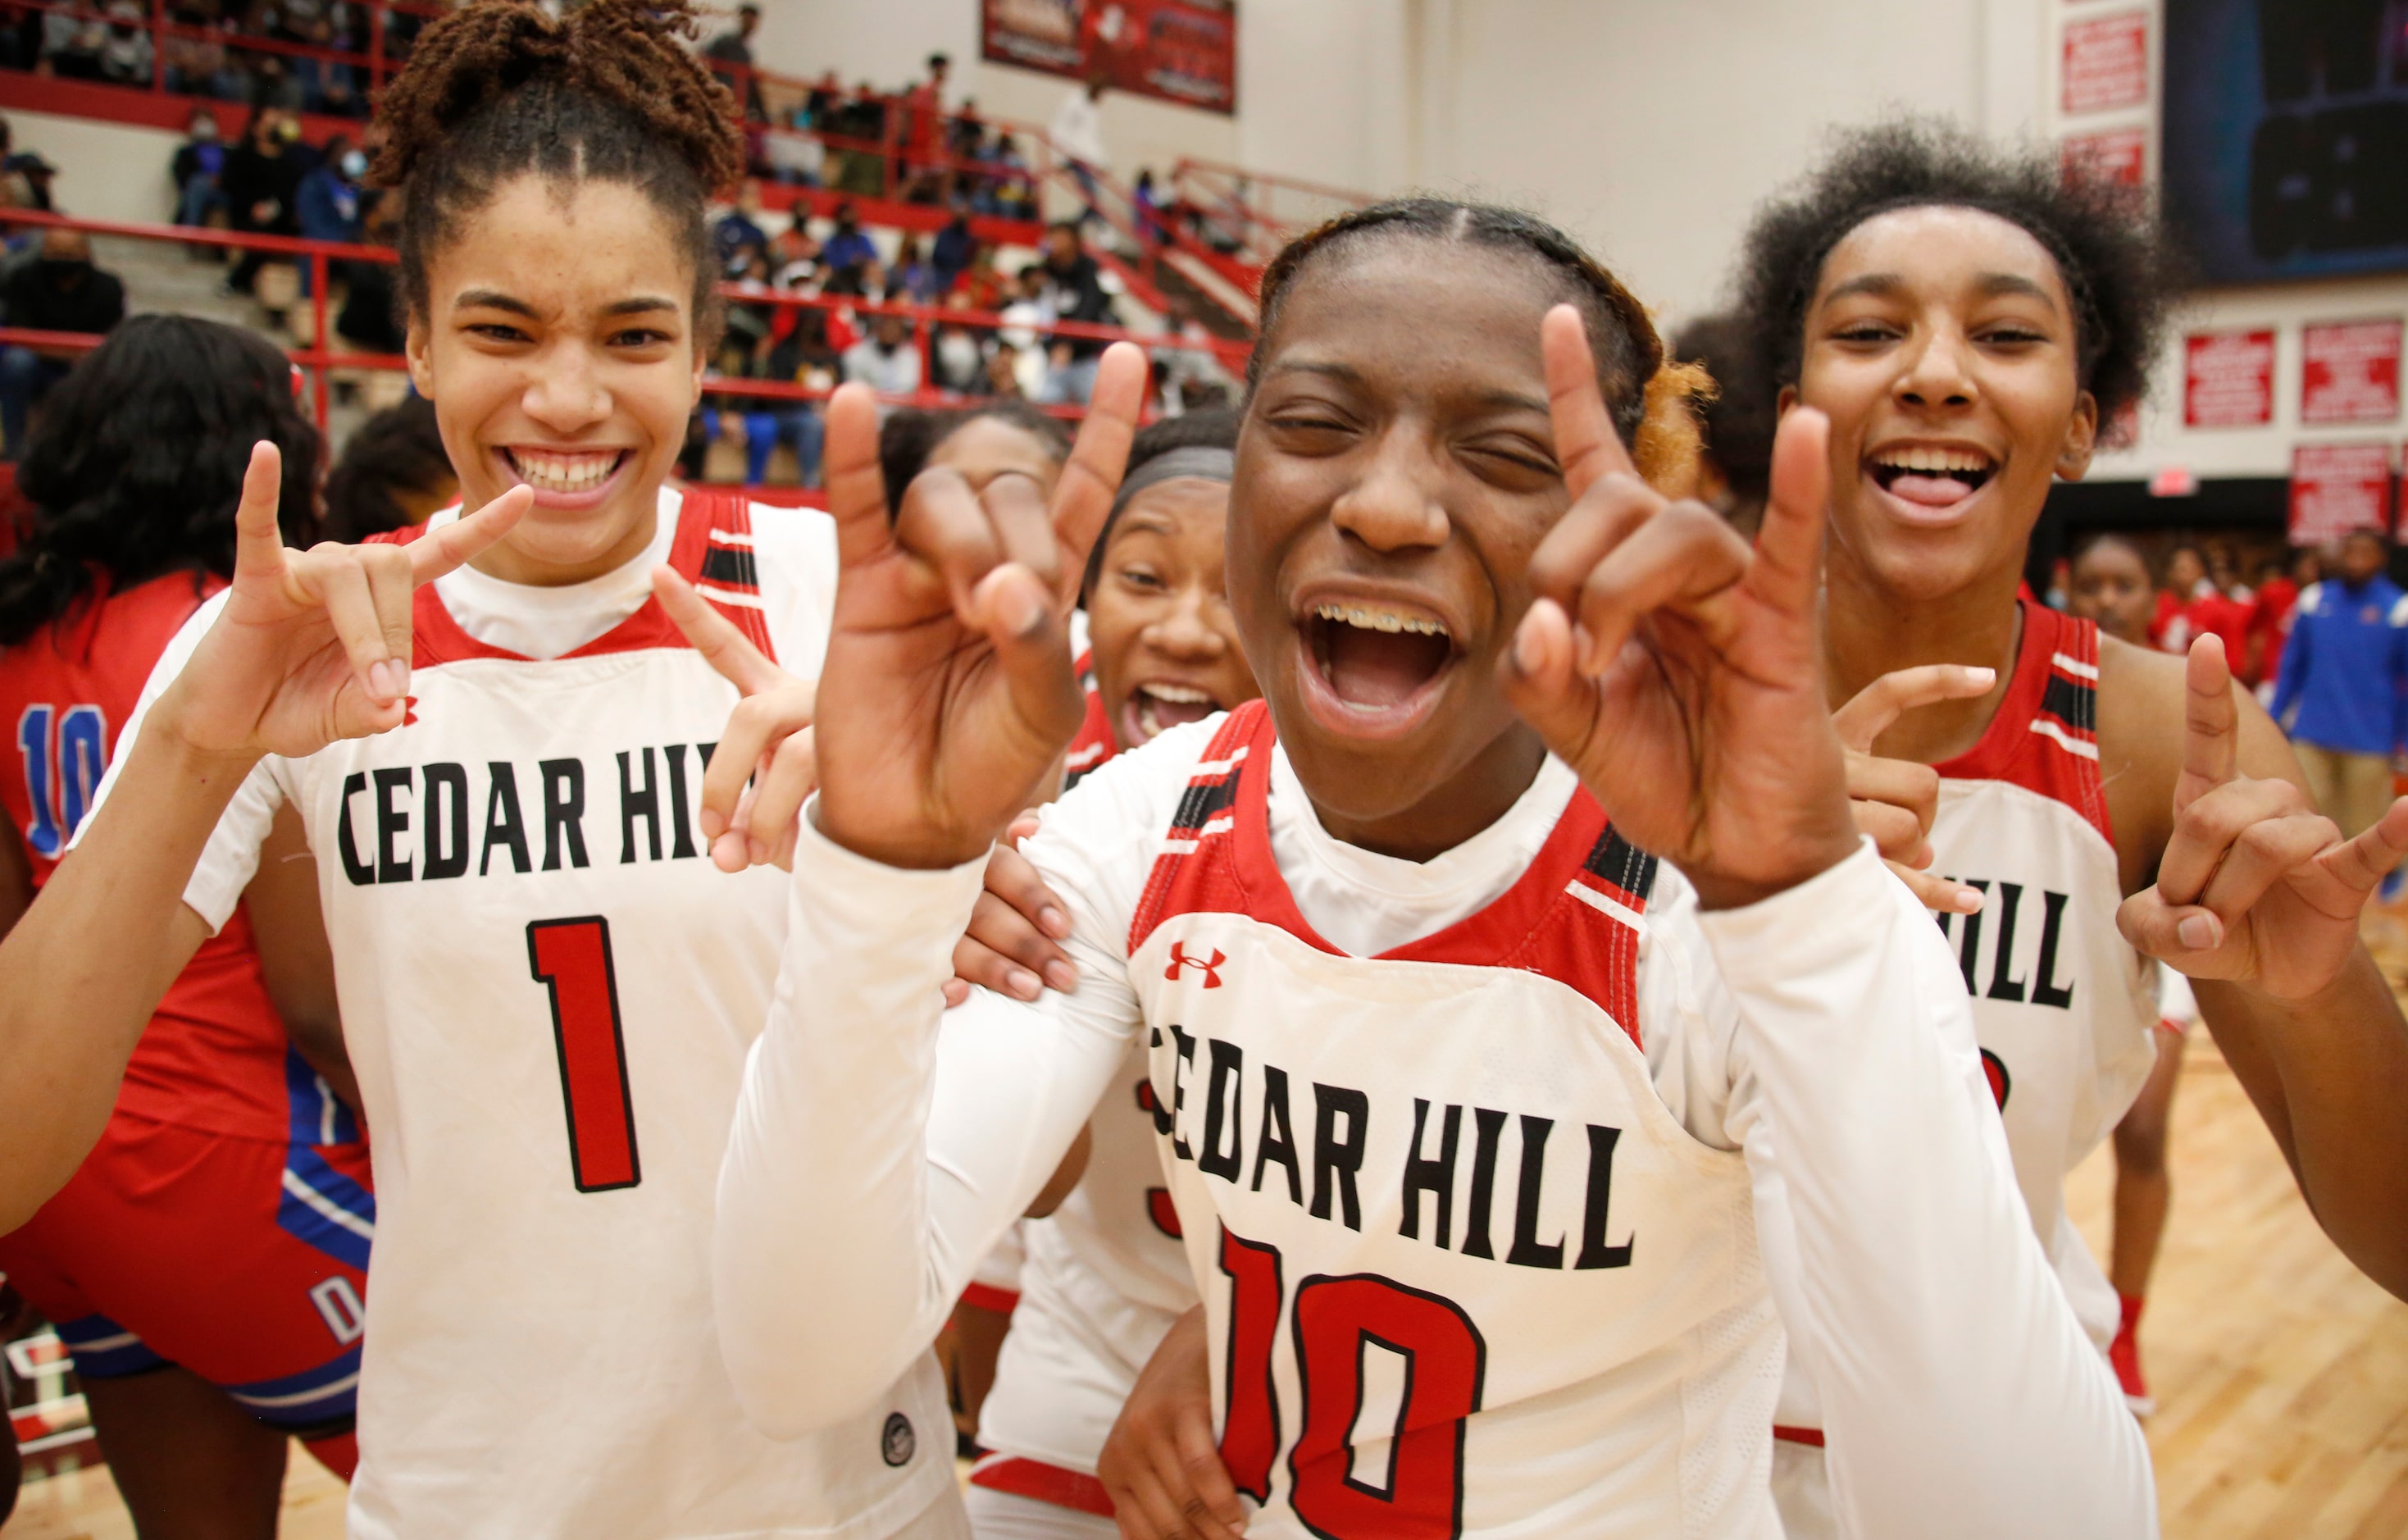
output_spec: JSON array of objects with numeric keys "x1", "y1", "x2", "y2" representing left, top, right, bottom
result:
[{"x1": 1165, "y1": 941, "x2": 1226, "y2": 989}]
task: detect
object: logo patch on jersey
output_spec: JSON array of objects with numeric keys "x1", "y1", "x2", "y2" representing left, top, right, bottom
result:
[
  {"x1": 881, "y1": 1411, "x2": 916, "y2": 1468},
  {"x1": 1165, "y1": 941, "x2": 1227, "y2": 988}
]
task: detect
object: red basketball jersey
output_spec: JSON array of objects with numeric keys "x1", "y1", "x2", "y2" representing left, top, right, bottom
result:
[{"x1": 2, "y1": 571, "x2": 295, "y2": 1141}]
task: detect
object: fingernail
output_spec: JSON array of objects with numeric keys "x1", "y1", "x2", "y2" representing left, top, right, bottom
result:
[
  {"x1": 1008, "y1": 967, "x2": 1042, "y2": 1000},
  {"x1": 700, "y1": 809, "x2": 726, "y2": 841},
  {"x1": 391, "y1": 661, "x2": 410, "y2": 699},
  {"x1": 1039, "y1": 904, "x2": 1071, "y2": 938},
  {"x1": 1512, "y1": 618, "x2": 1543, "y2": 677},
  {"x1": 2177, "y1": 914, "x2": 2218, "y2": 950},
  {"x1": 1953, "y1": 886, "x2": 1983, "y2": 914},
  {"x1": 1966, "y1": 667, "x2": 1995, "y2": 685},
  {"x1": 1004, "y1": 577, "x2": 1046, "y2": 637},
  {"x1": 1043, "y1": 960, "x2": 1080, "y2": 993},
  {"x1": 367, "y1": 660, "x2": 397, "y2": 700}
]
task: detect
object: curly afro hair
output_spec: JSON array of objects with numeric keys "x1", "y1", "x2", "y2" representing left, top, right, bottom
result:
[{"x1": 1733, "y1": 121, "x2": 2186, "y2": 423}]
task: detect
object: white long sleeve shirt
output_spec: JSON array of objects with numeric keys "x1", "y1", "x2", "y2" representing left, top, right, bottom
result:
[{"x1": 717, "y1": 714, "x2": 2154, "y2": 1538}]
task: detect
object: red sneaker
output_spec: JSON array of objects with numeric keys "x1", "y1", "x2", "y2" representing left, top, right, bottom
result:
[{"x1": 2110, "y1": 1299, "x2": 2154, "y2": 1416}]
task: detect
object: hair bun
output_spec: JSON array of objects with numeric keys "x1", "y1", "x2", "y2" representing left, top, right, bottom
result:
[
  {"x1": 371, "y1": 0, "x2": 740, "y2": 195},
  {"x1": 1632, "y1": 359, "x2": 1713, "y2": 499}
]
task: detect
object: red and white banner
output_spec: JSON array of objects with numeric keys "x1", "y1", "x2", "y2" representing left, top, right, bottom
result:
[
  {"x1": 983, "y1": 0, "x2": 1236, "y2": 116},
  {"x1": 2288, "y1": 443, "x2": 2395, "y2": 544},
  {"x1": 2061, "y1": 128, "x2": 2147, "y2": 188},
  {"x1": 2300, "y1": 318, "x2": 2403, "y2": 425},
  {"x1": 2183, "y1": 329, "x2": 2276, "y2": 427},
  {"x1": 2063, "y1": 12, "x2": 2151, "y2": 115}
]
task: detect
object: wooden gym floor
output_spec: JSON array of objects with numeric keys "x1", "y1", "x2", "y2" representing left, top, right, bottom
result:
[{"x1": 10, "y1": 947, "x2": 2408, "y2": 1537}]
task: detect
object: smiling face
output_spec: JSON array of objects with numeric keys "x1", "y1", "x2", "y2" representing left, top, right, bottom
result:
[
  {"x1": 2067, "y1": 537, "x2": 2155, "y2": 645},
  {"x1": 1231, "y1": 239, "x2": 1584, "y2": 857},
  {"x1": 1794, "y1": 205, "x2": 2096, "y2": 604},
  {"x1": 404, "y1": 175, "x2": 703, "y2": 586},
  {"x1": 1087, "y1": 477, "x2": 1259, "y2": 749}
]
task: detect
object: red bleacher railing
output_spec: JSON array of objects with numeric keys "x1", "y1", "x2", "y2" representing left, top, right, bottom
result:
[
  {"x1": 1166, "y1": 157, "x2": 1377, "y2": 270},
  {"x1": 0, "y1": 209, "x2": 1250, "y2": 485},
  {"x1": 0, "y1": 1, "x2": 1294, "y2": 334}
]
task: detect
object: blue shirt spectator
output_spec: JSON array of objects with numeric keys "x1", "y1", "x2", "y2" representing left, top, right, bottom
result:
[
  {"x1": 297, "y1": 148, "x2": 366, "y2": 244},
  {"x1": 713, "y1": 185, "x2": 769, "y2": 270},
  {"x1": 822, "y1": 207, "x2": 877, "y2": 273},
  {"x1": 2271, "y1": 539, "x2": 2408, "y2": 758}
]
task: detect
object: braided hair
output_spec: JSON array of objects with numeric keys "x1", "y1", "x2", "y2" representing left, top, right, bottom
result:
[
  {"x1": 1249, "y1": 198, "x2": 1707, "y2": 494},
  {"x1": 371, "y1": 0, "x2": 744, "y2": 342},
  {"x1": 1733, "y1": 121, "x2": 2183, "y2": 423}
]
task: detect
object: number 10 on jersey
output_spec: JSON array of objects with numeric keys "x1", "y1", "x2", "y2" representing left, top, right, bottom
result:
[{"x1": 526, "y1": 918, "x2": 641, "y2": 1192}]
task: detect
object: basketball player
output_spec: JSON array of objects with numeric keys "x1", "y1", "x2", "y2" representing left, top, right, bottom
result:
[
  {"x1": 940, "y1": 410, "x2": 1257, "y2": 1538},
  {"x1": 1727, "y1": 123, "x2": 2408, "y2": 1528},
  {"x1": 0, "y1": 317, "x2": 371, "y2": 1528},
  {"x1": 2068, "y1": 533, "x2": 2192, "y2": 1412},
  {"x1": 709, "y1": 199, "x2": 2153, "y2": 1536},
  {"x1": 0, "y1": 3, "x2": 980, "y2": 1533}
]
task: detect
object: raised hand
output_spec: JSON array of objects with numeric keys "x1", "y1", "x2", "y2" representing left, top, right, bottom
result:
[
  {"x1": 2119, "y1": 636, "x2": 2408, "y2": 999},
  {"x1": 1498, "y1": 308, "x2": 1859, "y2": 909},
  {"x1": 1833, "y1": 665, "x2": 1996, "y2": 914},
  {"x1": 653, "y1": 566, "x2": 816, "y2": 873},
  {"x1": 155, "y1": 444, "x2": 527, "y2": 762},
  {"x1": 812, "y1": 345, "x2": 1146, "y2": 870}
]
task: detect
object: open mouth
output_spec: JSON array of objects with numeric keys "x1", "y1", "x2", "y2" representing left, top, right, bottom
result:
[
  {"x1": 1304, "y1": 601, "x2": 1454, "y2": 711},
  {"x1": 504, "y1": 447, "x2": 631, "y2": 497},
  {"x1": 1122, "y1": 681, "x2": 1222, "y2": 744},
  {"x1": 1867, "y1": 444, "x2": 1996, "y2": 510}
]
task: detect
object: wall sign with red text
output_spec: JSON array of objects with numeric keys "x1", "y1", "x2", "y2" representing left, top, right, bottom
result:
[
  {"x1": 983, "y1": 0, "x2": 1236, "y2": 116},
  {"x1": 2301, "y1": 318, "x2": 2402, "y2": 425},
  {"x1": 2062, "y1": 128, "x2": 2148, "y2": 188},
  {"x1": 2183, "y1": 329, "x2": 2276, "y2": 427},
  {"x1": 2063, "y1": 13, "x2": 2151, "y2": 115},
  {"x1": 2288, "y1": 442, "x2": 2395, "y2": 544}
]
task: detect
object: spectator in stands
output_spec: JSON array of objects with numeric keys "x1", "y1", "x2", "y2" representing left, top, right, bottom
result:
[
  {"x1": 982, "y1": 342, "x2": 1026, "y2": 399},
  {"x1": 1669, "y1": 312, "x2": 1776, "y2": 536},
  {"x1": 997, "y1": 263, "x2": 1052, "y2": 397},
  {"x1": 333, "y1": 183, "x2": 402, "y2": 353},
  {"x1": 902, "y1": 52, "x2": 949, "y2": 201},
  {"x1": 97, "y1": 0, "x2": 152, "y2": 85},
  {"x1": 1049, "y1": 73, "x2": 1110, "y2": 226},
  {"x1": 2270, "y1": 529, "x2": 2408, "y2": 845},
  {"x1": 1033, "y1": 220, "x2": 1118, "y2": 405},
  {"x1": 766, "y1": 219, "x2": 818, "y2": 288},
  {"x1": 161, "y1": 1, "x2": 242, "y2": 100},
  {"x1": 987, "y1": 134, "x2": 1036, "y2": 220},
  {"x1": 222, "y1": 107, "x2": 303, "y2": 294},
  {"x1": 703, "y1": 3, "x2": 763, "y2": 121},
  {"x1": 38, "y1": 2, "x2": 108, "y2": 80},
  {"x1": 821, "y1": 202, "x2": 876, "y2": 273},
  {"x1": 2157, "y1": 540, "x2": 2254, "y2": 670},
  {"x1": 0, "y1": 228, "x2": 125, "y2": 458},
  {"x1": 247, "y1": 51, "x2": 305, "y2": 112},
  {"x1": 171, "y1": 107, "x2": 231, "y2": 236},
  {"x1": 320, "y1": 394, "x2": 454, "y2": 543},
  {"x1": 1149, "y1": 294, "x2": 1232, "y2": 416},
  {"x1": 931, "y1": 204, "x2": 976, "y2": 289},
  {"x1": 929, "y1": 293, "x2": 986, "y2": 395},
  {"x1": 954, "y1": 240, "x2": 1007, "y2": 311},
  {"x1": 298, "y1": 134, "x2": 365, "y2": 244},
  {"x1": 1132, "y1": 167, "x2": 1165, "y2": 246},
  {"x1": 2252, "y1": 547, "x2": 2318, "y2": 693},
  {"x1": 713, "y1": 180, "x2": 768, "y2": 271},
  {"x1": 842, "y1": 310, "x2": 922, "y2": 398},
  {"x1": 2, "y1": 149, "x2": 56, "y2": 215},
  {"x1": 892, "y1": 235, "x2": 942, "y2": 303}
]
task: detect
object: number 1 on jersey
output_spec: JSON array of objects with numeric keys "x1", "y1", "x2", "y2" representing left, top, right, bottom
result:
[{"x1": 526, "y1": 918, "x2": 641, "y2": 1192}]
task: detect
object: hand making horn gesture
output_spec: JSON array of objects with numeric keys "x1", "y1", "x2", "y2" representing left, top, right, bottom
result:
[
  {"x1": 1833, "y1": 663, "x2": 1998, "y2": 914},
  {"x1": 651, "y1": 565, "x2": 819, "y2": 873},
  {"x1": 2120, "y1": 635, "x2": 2408, "y2": 998},
  {"x1": 809, "y1": 344, "x2": 1148, "y2": 870},
  {"x1": 153, "y1": 443, "x2": 528, "y2": 762},
  {"x1": 1499, "y1": 306, "x2": 1860, "y2": 909}
]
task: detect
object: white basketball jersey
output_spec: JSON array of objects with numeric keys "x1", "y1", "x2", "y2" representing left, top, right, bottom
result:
[
  {"x1": 972, "y1": 1037, "x2": 1195, "y2": 1513},
  {"x1": 221, "y1": 493, "x2": 950, "y2": 1538},
  {"x1": 1127, "y1": 704, "x2": 1779, "y2": 1538},
  {"x1": 1928, "y1": 604, "x2": 2155, "y2": 1346}
]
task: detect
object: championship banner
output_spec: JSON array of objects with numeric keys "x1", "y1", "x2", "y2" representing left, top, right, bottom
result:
[
  {"x1": 2288, "y1": 442, "x2": 2395, "y2": 544},
  {"x1": 2300, "y1": 318, "x2": 2403, "y2": 426},
  {"x1": 2183, "y1": 329, "x2": 2275, "y2": 428},
  {"x1": 983, "y1": 0, "x2": 1237, "y2": 116}
]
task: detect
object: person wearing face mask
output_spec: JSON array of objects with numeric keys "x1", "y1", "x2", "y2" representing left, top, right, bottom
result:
[
  {"x1": 0, "y1": 228, "x2": 125, "y2": 459},
  {"x1": 172, "y1": 109, "x2": 231, "y2": 237},
  {"x1": 96, "y1": 0, "x2": 151, "y2": 85},
  {"x1": 221, "y1": 109, "x2": 304, "y2": 296},
  {"x1": 298, "y1": 134, "x2": 367, "y2": 245}
]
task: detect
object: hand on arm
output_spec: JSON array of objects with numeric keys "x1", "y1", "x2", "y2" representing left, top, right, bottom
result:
[
  {"x1": 1099, "y1": 1305, "x2": 1247, "y2": 1540},
  {"x1": 943, "y1": 813, "x2": 1079, "y2": 1006},
  {"x1": 2128, "y1": 636, "x2": 2408, "y2": 1299},
  {"x1": 1498, "y1": 307, "x2": 1859, "y2": 911}
]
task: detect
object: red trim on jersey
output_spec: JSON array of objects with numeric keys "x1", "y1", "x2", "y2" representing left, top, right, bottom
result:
[
  {"x1": 1773, "y1": 1424, "x2": 1827, "y2": 1447},
  {"x1": 1932, "y1": 600, "x2": 2111, "y2": 847},
  {"x1": 1062, "y1": 647, "x2": 1117, "y2": 790},
  {"x1": 958, "y1": 1282, "x2": 1021, "y2": 1315},
  {"x1": 1127, "y1": 701, "x2": 1656, "y2": 1046},
  {"x1": 388, "y1": 489, "x2": 781, "y2": 668},
  {"x1": 967, "y1": 1454, "x2": 1116, "y2": 1517}
]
